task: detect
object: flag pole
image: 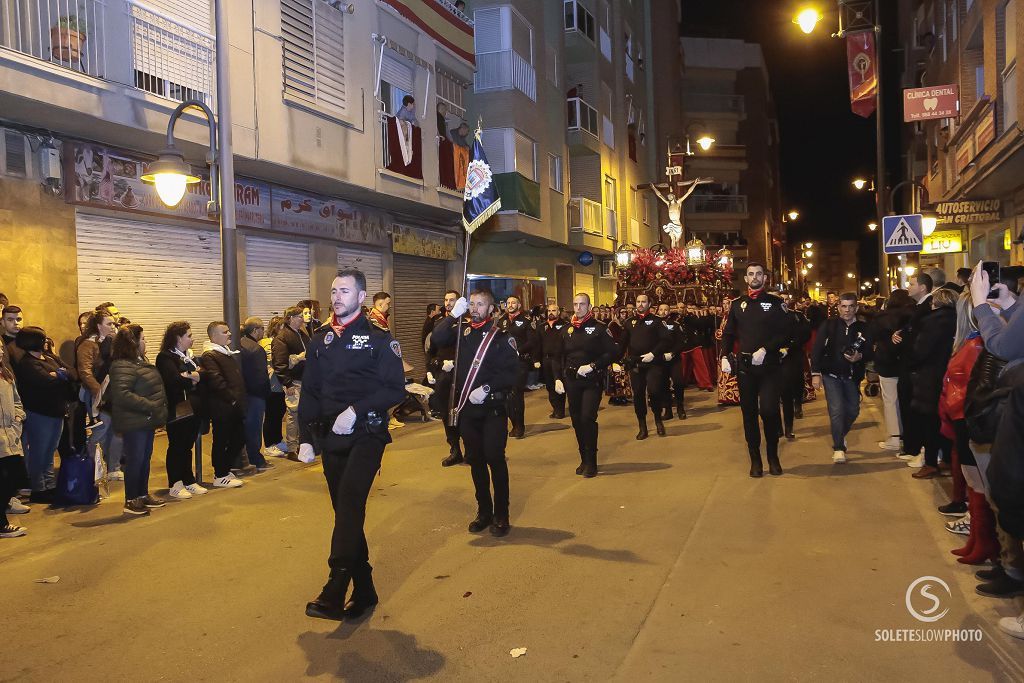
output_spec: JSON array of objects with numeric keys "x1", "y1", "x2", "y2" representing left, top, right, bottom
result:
[{"x1": 447, "y1": 228, "x2": 472, "y2": 427}]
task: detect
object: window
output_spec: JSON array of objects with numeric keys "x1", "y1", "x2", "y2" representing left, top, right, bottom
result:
[
  {"x1": 976, "y1": 64, "x2": 985, "y2": 101},
  {"x1": 1002, "y1": 0, "x2": 1017, "y2": 129},
  {"x1": 474, "y1": 6, "x2": 537, "y2": 100},
  {"x1": 379, "y1": 52, "x2": 414, "y2": 116},
  {"x1": 546, "y1": 45, "x2": 560, "y2": 88},
  {"x1": 282, "y1": 0, "x2": 347, "y2": 115},
  {"x1": 642, "y1": 194, "x2": 650, "y2": 225},
  {"x1": 480, "y1": 128, "x2": 537, "y2": 181},
  {"x1": 604, "y1": 175, "x2": 617, "y2": 239},
  {"x1": 549, "y1": 153, "x2": 563, "y2": 192},
  {"x1": 564, "y1": 0, "x2": 595, "y2": 42}
]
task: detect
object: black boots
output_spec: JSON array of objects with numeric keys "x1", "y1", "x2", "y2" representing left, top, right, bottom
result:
[
  {"x1": 509, "y1": 424, "x2": 525, "y2": 439},
  {"x1": 549, "y1": 410, "x2": 565, "y2": 419},
  {"x1": 663, "y1": 405, "x2": 674, "y2": 420},
  {"x1": 441, "y1": 447, "x2": 464, "y2": 467},
  {"x1": 490, "y1": 516, "x2": 511, "y2": 537},
  {"x1": 636, "y1": 417, "x2": 648, "y2": 440},
  {"x1": 344, "y1": 563, "x2": 379, "y2": 619},
  {"x1": 468, "y1": 512, "x2": 493, "y2": 532},
  {"x1": 576, "y1": 449, "x2": 585, "y2": 475},
  {"x1": 582, "y1": 451, "x2": 597, "y2": 478},
  {"x1": 655, "y1": 416, "x2": 666, "y2": 437},
  {"x1": 767, "y1": 450, "x2": 783, "y2": 476},
  {"x1": 676, "y1": 401, "x2": 687, "y2": 420},
  {"x1": 748, "y1": 449, "x2": 764, "y2": 478},
  {"x1": 306, "y1": 570, "x2": 352, "y2": 621}
]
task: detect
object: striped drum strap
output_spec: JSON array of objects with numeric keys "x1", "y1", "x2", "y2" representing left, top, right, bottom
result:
[{"x1": 455, "y1": 326, "x2": 500, "y2": 416}]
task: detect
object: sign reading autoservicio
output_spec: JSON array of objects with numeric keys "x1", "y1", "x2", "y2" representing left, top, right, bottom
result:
[
  {"x1": 903, "y1": 84, "x2": 959, "y2": 122},
  {"x1": 922, "y1": 229, "x2": 965, "y2": 255},
  {"x1": 935, "y1": 199, "x2": 1002, "y2": 225}
]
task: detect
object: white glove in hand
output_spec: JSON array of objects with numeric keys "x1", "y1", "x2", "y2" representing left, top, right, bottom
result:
[
  {"x1": 640, "y1": 352, "x2": 656, "y2": 364},
  {"x1": 555, "y1": 379, "x2": 565, "y2": 395},
  {"x1": 332, "y1": 406, "x2": 357, "y2": 435},
  {"x1": 442, "y1": 360, "x2": 455, "y2": 373},
  {"x1": 534, "y1": 362, "x2": 541, "y2": 369},
  {"x1": 469, "y1": 386, "x2": 488, "y2": 404},
  {"x1": 450, "y1": 297, "x2": 469, "y2": 318},
  {"x1": 577, "y1": 364, "x2": 594, "y2": 377},
  {"x1": 298, "y1": 443, "x2": 316, "y2": 463},
  {"x1": 663, "y1": 353, "x2": 673, "y2": 362},
  {"x1": 721, "y1": 357, "x2": 732, "y2": 375},
  {"x1": 288, "y1": 352, "x2": 305, "y2": 369},
  {"x1": 426, "y1": 371, "x2": 436, "y2": 385},
  {"x1": 752, "y1": 348, "x2": 767, "y2": 366},
  {"x1": 611, "y1": 363, "x2": 623, "y2": 373}
]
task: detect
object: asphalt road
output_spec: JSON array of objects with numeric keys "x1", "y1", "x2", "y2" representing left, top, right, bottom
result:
[{"x1": 3, "y1": 390, "x2": 1024, "y2": 682}]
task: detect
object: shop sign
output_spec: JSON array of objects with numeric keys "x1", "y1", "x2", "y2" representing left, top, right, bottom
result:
[
  {"x1": 922, "y1": 228, "x2": 965, "y2": 255},
  {"x1": 934, "y1": 199, "x2": 1002, "y2": 225},
  {"x1": 270, "y1": 187, "x2": 389, "y2": 247},
  {"x1": 903, "y1": 84, "x2": 959, "y2": 122},
  {"x1": 391, "y1": 224, "x2": 457, "y2": 260}
]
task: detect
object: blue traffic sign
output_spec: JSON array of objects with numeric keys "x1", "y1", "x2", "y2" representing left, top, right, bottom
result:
[{"x1": 882, "y1": 214, "x2": 924, "y2": 254}]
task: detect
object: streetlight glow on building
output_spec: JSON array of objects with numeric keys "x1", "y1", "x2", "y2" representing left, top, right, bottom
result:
[{"x1": 794, "y1": 8, "x2": 822, "y2": 34}]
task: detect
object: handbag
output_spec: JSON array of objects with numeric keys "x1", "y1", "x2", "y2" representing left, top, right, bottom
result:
[
  {"x1": 168, "y1": 399, "x2": 194, "y2": 423},
  {"x1": 964, "y1": 351, "x2": 1015, "y2": 444},
  {"x1": 54, "y1": 447, "x2": 100, "y2": 508}
]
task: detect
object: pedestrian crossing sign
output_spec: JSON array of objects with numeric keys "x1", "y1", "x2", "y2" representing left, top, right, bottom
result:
[{"x1": 882, "y1": 214, "x2": 924, "y2": 254}]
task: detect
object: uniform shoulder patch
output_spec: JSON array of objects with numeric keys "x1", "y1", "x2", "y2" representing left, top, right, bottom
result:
[
  {"x1": 607, "y1": 327, "x2": 614, "y2": 337},
  {"x1": 508, "y1": 336, "x2": 518, "y2": 351},
  {"x1": 390, "y1": 340, "x2": 402, "y2": 358}
]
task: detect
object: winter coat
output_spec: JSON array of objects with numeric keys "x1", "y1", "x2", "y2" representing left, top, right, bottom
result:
[
  {"x1": 108, "y1": 358, "x2": 168, "y2": 433},
  {"x1": 199, "y1": 349, "x2": 247, "y2": 419},
  {"x1": 14, "y1": 353, "x2": 73, "y2": 418},
  {"x1": 939, "y1": 335, "x2": 984, "y2": 424},
  {"x1": 869, "y1": 306, "x2": 913, "y2": 377},
  {"x1": 0, "y1": 378, "x2": 26, "y2": 457},
  {"x1": 909, "y1": 306, "x2": 957, "y2": 414},
  {"x1": 239, "y1": 334, "x2": 271, "y2": 399},
  {"x1": 156, "y1": 349, "x2": 200, "y2": 423},
  {"x1": 259, "y1": 337, "x2": 283, "y2": 393},
  {"x1": 271, "y1": 326, "x2": 308, "y2": 388}
]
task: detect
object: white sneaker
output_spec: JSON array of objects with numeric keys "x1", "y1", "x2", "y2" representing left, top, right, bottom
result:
[
  {"x1": 6, "y1": 497, "x2": 29, "y2": 514},
  {"x1": 107, "y1": 470, "x2": 124, "y2": 481},
  {"x1": 168, "y1": 481, "x2": 193, "y2": 500},
  {"x1": 999, "y1": 615, "x2": 1024, "y2": 640},
  {"x1": 878, "y1": 438, "x2": 901, "y2": 451},
  {"x1": 906, "y1": 453, "x2": 925, "y2": 468},
  {"x1": 832, "y1": 450, "x2": 848, "y2": 464},
  {"x1": 213, "y1": 475, "x2": 243, "y2": 488},
  {"x1": 185, "y1": 483, "x2": 208, "y2": 495},
  {"x1": 946, "y1": 514, "x2": 971, "y2": 535},
  {"x1": 388, "y1": 417, "x2": 404, "y2": 430},
  {"x1": 261, "y1": 446, "x2": 282, "y2": 458}
]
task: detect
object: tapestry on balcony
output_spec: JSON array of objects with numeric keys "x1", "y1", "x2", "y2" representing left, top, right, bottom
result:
[{"x1": 385, "y1": 116, "x2": 423, "y2": 180}]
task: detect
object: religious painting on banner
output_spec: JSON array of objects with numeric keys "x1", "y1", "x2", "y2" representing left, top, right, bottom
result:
[{"x1": 846, "y1": 31, "x2": 878, "y2": 118}]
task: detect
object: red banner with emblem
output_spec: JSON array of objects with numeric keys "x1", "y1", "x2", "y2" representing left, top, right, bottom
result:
[{"x1": 846, "y1": 31, "x2": 878, "y2": 118}]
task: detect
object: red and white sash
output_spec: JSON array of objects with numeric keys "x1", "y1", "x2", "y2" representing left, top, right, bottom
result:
[{"x1": 454, "y1": 325, "x2": 500, "y2": 416}]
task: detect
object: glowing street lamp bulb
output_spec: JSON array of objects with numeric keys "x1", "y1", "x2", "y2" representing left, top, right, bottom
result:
[
  {"x1": 921, "y1": 214, "x2": 938, "y2": 236},
  {"x1": 804, "y1": 242, "x2": 813, "y2": 249},
  {"x1": 905, "y1": 265, "x2": 917, "y2": 276},
  {"x1": 696, "y1": 135, "x2": 715, "y2": 151},
  {"x1": 804, "y1": 250, "x2": 813, "y2": 257},
  {"x1": 868, "y1": 222, "x2": 878, "y2": 231},
  {"x1": 806, "y1": 263, "x2": 813, "y2": 269},
  {"x1": 801, "y1": 268, "x2": 808, "y2": 276},
  {"x1": 788, "y1": 210, "x2": 800, "y2": 221},
  {"x1": 874, "y1": 277, "x2": 880, "y2": 282},
  {"x1": 847, "y1": 272, "x2": 855, "y2": 279},
  {"x1": 852, "y1": 178, "x2": 867, "y2": 190},
  {"x1": 152, "y1": 173, "x2": 189, "y2": 207},
  {"x1": 795, "y1": 8, "x2": 822, "y2": 34},
  {"x1": 140, "y1": 147, "x2": 200, "y2": 208}
]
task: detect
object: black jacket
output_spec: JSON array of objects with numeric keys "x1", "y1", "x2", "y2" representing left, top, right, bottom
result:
[
  {"x1": 156, "y1": 349, "x2": 201, "y2": 423},
  {"x1": 199, "y1": 349, "x2": 247, "y2": 420},
  {"x1": 560, "y1": 317, "x2": 619, "y2": 378},
  {"x1": 619, "y1": 314, "x2": 671, "y2": 361},
  {"x1": 239, "y1": 334, "x2": 271, "y2": 399},
  {"x1": 500, "y1": 312, "x2": 538, "y2": 361},
  {"x1": 271, "y1": 325, "x2": 308, "y2": 388},
  {"x1": 810, "y1": 317, "x2": 874, "y2": 382},
  {"x1": 869, "y1": 306, "x2": 913, "y2": 377},
  {"x1": 720, "y1": 293, "x2": 793, "y2": 360},
  {"x1": 538, "y1": 318, "x2": 567, "y2": 357},
  {"x1": 14, "y1": 353, "x2": 72, "y2": 418},
  {"x1": 908, "y1": 306, "x2": 957, "y2": 413},
  {"x1": 432, "y1": 316, "x2": 519, "y2": 397}
]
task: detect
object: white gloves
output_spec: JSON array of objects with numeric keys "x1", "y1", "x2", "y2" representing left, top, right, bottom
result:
[
  {"x1": 577, "y1": 364, "x2": 594, "y2": 377},
  {"x1": 640, "y1": 352, "x2": 655, "y2": 364},
  {"x1": 332, "y1": 406, "x2": 357, "y2": 435},
  {"x1": 426, "y1": 371, "x2": 436, "y2": 385},
  {"x1": 450, "y1": 297, "x2": 469, "y2": 318},
  {"x1": 721, "y1": 357, "x2": 732, "y2": 375},
  {"x1": 555, "y1": 379, "x2": 565, "y2": 394},
  {"x1": 469, "y1": 386, "x2": 488, "y2": 404},
  {"x1": 663, "y1": 353, "x2": 673, "y2": 362},
  {"x1": 288, "y1": 352, "x2": 305, "y2": 369},
  {"x1": 612, "y1": 363, "x2": 623, "y2": 373},
  {"x1": 534, "y1": 362, "x2": 541, "y2": 369},
  {"x1": 442, "y1": 360, "x2": 455, "y2": 373},
  {"x1": 751, "y1": 347, "x2": 767, "y2": 367},
  {"x1": 298, "y1": 443, "x2": 316, "y2": 463}
]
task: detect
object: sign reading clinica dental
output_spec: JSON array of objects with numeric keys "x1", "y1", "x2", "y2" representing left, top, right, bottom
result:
[{"x1": 903, "y1": 85, "x2": 959, "y2": 122}]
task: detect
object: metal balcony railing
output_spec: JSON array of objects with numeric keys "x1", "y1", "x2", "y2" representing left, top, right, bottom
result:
[
  {"x1": 474, "y1": 49, "x2": 536, "y2": 101},
  {"x1": 567, "y1": 96, "x2": 598, "y2": 137},
  {"x1": 687, "y1": 194, "x2": 748, "y2": 213},
  {"x1": 434, "y1": 0, "x2": 473, "y2": 26},
  {"x1": 568, "y1": 196, "x2": 602, "y2": 235},
  {"x1": 683, "y1": 93, "x2": 745, "y2": 116},
  {"x1": 129, "y1": 0, "x2": 215, "y2": 106},
  {"x1": 625, "y1": 54, "x2": 634, "y2": 82},
  {"x1": 0, "y1": 0, "x2": 108, "y2": 78}
]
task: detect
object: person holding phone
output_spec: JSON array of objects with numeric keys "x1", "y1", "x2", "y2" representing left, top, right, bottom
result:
[{"x1": 969, "y1": 262, "x2": 1024, "y2": 362}]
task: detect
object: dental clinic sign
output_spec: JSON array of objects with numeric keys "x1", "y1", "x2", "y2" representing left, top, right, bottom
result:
[{"x1": 903, "y1": 84, "x2": 959, "y2": 122}]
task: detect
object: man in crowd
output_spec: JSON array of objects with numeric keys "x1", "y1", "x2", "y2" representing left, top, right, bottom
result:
[
  {"x1": 427, "y1": 290, "x2": 465, "y2": 466},
  {"x1": 421, "y1": 303, "x2": 442, "y2": 349},
  {"x1": 431, "y1": 290, "x2": 519, "y2": 536},
  {"x1": 720, "y1": 262, "x2": 793, "y2": 477},
  {"x1": 677, "y1": 303, "x2": 713, "y2": 392},
  {"x1": 781, "y1": 294, "x2": 812, "y2": 437},
  {"x1": 892, "y1": 272, "x2": 934, "y2": 460},
  {"x1": 368, "y1": 292, "x2": 391, "y2": 332},
  {"x1": 619, "y1": 294, "x2": 671, "y2": 440},
  {"x1": 501, "y1": 295, "x2": 536, "y2": 439},
  {"x1": 810, "y1": 293, "x2": 872, "y2": 463},
  {"x1": 538, "y1": 303, "x2": 567, "y2": 419},
  {"x1": 299, "y1": 269, "x2": 406, "y2": 621},
  {"x1": 397, "y1": 95, "x2": 418, "y2": 125},
  {"x1": 239, "y1": 317, "x2": 272, "y2": 472},
  {"x1": 272, "y1": 306, "x2": 309, "y2": 458},
  {"x1": 2, "y1": 305, "x2": 23, "y2": 367},
  {"x1": 956, "y1": 267, "x2": 972, "y2": 290},
  {"x1": 656, "y1": 303, "x2": 687, "y2": 420},
  {"x1": 200, "y1": 322, "x2": 247, "y2": 489},
  {"x1": 825, "y1": 291, "x2": 839, "y2": 318}
]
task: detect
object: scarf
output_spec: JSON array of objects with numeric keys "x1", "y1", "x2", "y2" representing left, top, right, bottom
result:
[
  {"x1": 571, "y1": 311, "x2": 593, "y2": 328},
  {"x1": 369, "y1": 308, "x2": 389, "y2": 330},
  {"x1": 748, "y1": 287, "x2": 764, "y2": 300},
  {"x1": 470, "y1": 318, "x2": 490, "y2": 330},
  {"x1": 172, "y1": 347, "x2": 198, "y2": 370},
  {"x1": 330, "y1": 310, "x2": 363, "y2": 336},
  {"x1": 207, "y1": 343, "x2": 236, "y2": 357}
]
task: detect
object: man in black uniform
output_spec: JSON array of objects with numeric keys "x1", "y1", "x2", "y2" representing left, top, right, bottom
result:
[
  {"x1": 656, "y1": 303, "x2": 688, "y2": 421},
  {"x1": 426, "y1": 290, "x2": 465, "y2": 466},
  {"x1": 619, "y1": 294, "x2": 671, "y2": 439},
  {"x1": 781, "y1": 294, "x2": 812, "y2": 438},
  {"x1": 299, "y1": 269, "x2": 407, "y2": 621},
  {"x1": 557, "y1": 293, "x2": 618, "y2": 477},
  {"x1": 720, "y1": 262, "x2": 793, "y2": 477},
  {"x1": 431, "y1": 290, "x2": 519, "y2": 537},
  {"x1": 538, "y1": 303, "x2": 567, "y2": 418},
  {"x1": 500, "y1": 295, "x2": 536, "y2": 439}
]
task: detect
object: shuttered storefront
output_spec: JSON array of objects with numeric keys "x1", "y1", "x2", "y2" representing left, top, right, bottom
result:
[
  {"x1": 245, "y1": 236, "x2": 311, "y2": 325},
  {"x1": 393, "y1": 254, "x2": 446, "y2": 377},
  {"x1": 76, "y1": 213, "x2": 222, "y2": 347},
  {"x1": 336, "y1": 247, "x2": 384, "y2": 295}
]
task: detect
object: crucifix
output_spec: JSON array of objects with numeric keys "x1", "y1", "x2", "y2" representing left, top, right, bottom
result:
[{"x1": 638, "y1": 145, "x2": 713, "y2": 249}]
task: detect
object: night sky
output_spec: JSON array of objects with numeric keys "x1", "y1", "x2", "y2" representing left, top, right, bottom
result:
[{"x1": 680, "y1": 2, "x2": 902, "y2": 279}]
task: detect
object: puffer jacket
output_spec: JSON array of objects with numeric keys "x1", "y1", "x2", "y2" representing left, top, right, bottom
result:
[
  {"x1": 108, "y1": 358, "x2": 168, "y2": 433},
  {"x1": 0, "y1": 378, "x2": 26, "y2": 457},
  {"x1": 909, "y1": 306, "x2": 957, "y2": 414},
  {"x1": 939, "y1": 335, "x2": 984, "y2": 423}
]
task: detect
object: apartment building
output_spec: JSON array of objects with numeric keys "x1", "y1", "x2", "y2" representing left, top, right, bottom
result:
[
  {"x1": 464, "y1": 0, "x2": 663, "y2": 309},
  {"x1": 678, "y1": 37, "x2": 785, "y2": 283},
  {"x1": 899, "y1": 0, "x2": 1024, "y2": 275},
  {"x1": 0, "y1": 0, "x2": 474, "y2": 373}
]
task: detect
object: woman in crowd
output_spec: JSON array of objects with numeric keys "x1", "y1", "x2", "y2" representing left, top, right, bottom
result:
[
  {"x1": 76, "y1": 309, "x2": 119, "y2": 477},
  {"x1": 909, "y1": 287, "x2": 958, "y2": 480},
  {"x1": 156, "y1": 321, "x2": 206, "y2": 500},
  {"x1": 870, "y1": 289, "x2": 915, "y2": 452},
  {"x1": 261, "y1": 315, "x2": 288, "y2": 457},
  {"x1": 14, "y1": 326, "x2": 72, "y2": 503},
  {"x1": 0, "y1": 343, "x2": 28, "y2": 537},
  {"x1": 108, "y1": 324, "x2": 167, "y2": 516}
]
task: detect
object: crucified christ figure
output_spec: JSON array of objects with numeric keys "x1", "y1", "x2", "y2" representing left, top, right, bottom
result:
[{"x1": 650, "y1": 178, "x2": 712, "y2": 249}]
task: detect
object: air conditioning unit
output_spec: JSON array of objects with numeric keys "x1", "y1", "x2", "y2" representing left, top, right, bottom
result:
[{"x1": 600, "y1": 258, "x2": 615, "y2": 278}]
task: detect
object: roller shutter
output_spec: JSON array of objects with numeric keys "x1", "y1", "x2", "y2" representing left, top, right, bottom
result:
[
  {"x1": 336, "y1": 247, "x2": 384, "y2": 296},
  {"x1": 245, "y1": 236, "x2": 311, "y2": 324},
  {"x1": 393, "y1": 254, "x2": 446, "y2": 376}
]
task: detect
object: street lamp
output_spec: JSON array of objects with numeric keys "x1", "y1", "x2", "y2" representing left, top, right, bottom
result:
[
  {"x1": 921, "y1": 209, "x2": 938, "y2": 237},
  {"x1": 614, "y1": 243, "x2": 634, "y2": 269},
  {"x1": 140, "y1": 145, "x2": 201, "y2": 208},
  {"x1": 847, "y1": 272, "x2": 855, "y2": 279},
  {"x1": 794, "y1": 7, "x2": 823, "y2": 34},
  {"x1": 852, "y1": 177, "x2": 875, "y2": 191},
  {"x1": 716, "y1": 246, "x2": 734, "y2": 269},
  {"x1": 695, "y1": 135, "x2": 715, "y2": 151},
  {"x1": 685, "y1": 237, "x2": 707, "y2": 266},
  {"x1": 868, "y1": 222, "x2": 877, "y2": 231}
]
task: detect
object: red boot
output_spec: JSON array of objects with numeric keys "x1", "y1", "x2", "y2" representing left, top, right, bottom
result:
[
  {"x1": 959, "y1": 492, "x2": 1001, "y2": 565},
  {"x1": 951, "y1": 490, "x2": 978, "y2": 557}
]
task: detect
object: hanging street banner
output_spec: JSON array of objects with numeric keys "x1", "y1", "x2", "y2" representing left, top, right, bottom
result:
[
  {"x1": 903, "y1": 84, "x2": 960, "y2": 122},
  {"x1": 882, "y1": 214, "x2": 924, "y2": 254},
  {"x1": 846, "y1": 31, "x2": 878, "y2": 118},
  {"x1": 935, "y1": 199, "x2": 1002, "y2": 225},
  {"x1": 922, "y1": 228, "x2": 966, "y2": 255}
]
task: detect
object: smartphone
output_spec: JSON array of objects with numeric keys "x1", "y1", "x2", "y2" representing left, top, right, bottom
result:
[{"x1": 982, "y1": 261, "x2": 1001, "y2": 299}]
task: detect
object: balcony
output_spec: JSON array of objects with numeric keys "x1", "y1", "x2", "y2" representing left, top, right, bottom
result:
[
  {"x1": 0, "y1": 0, "x2": 109, "y2": 79},
  {"x1": 129, "y1": 0, "x2": 215, "y2": 106},
  {"x1": 381, "y1": 115, "x2": 424, "y2": 182},
  {"x1": 683, "y1": 93, "x2": 746, "y2": 117},
  {"x1": 567, "y1": 96, "x2": 598, "y2": 136},
  {"x1": 687, "y1": 194, "x2": 748, "y2": 214},
  {"x1": 474, "y1": 49, "x2": 536, "y2": 101},
  {"x1": 438, "y1": 136, "x2": 467, "y2": 192},
  {"x1": 435, "y1": 0, "x2": 474, "y2": 27}
]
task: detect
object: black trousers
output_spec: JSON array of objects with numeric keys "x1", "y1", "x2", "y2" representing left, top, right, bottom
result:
[
  {"x1": 431, "y1": 368, "x2": 462, "y2": 452},
  {"x1": 165, "y1": 415, "x2": 198, "y2": 487},
  {"x1": 630, "y1": 364, "x2": 665, "y2": 419},
  {"x1": 737, "y1": 363, "x2": 784, "y2": 459},
  {"x1": 210, "y1": 415, "x2": 245, "y2": 478},
  {"x1": 542, "y1": 356, "x2": 565, "y2": 415},
  {"x1": 459, "y1": 403, "x2": 510, "y2": 518},
  {"x1": 263, "y1": 392, "x2": 286, "y2": 447},
  {"x1": 0, "y1": 454, "x2": 28, "y2": 528},
  {"x1": 660, "y1": 358, "x2": 685, "y2": 408},
  {"x1": 566, "y1": 376, "x2": 602, "y2": 461},
  {"x1": 908, "y1": 409, "x2": 949, "y2": 467},
  {"x1": 507, "y1": 360, "x2": 530, "y2": 430},
  {"x1": 897, "y1": 373, "x2": 919, "y2": 454},
  {"x1": 321, "y1": 433, "x2": 386, "y2": 572},
  {"x1": 780, "y1": 357, "x2": 803, "y2": 434}
]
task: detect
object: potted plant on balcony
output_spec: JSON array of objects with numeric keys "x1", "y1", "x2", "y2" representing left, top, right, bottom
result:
[{"x1": 51, "y1": 13, "x2": 87, "y2": 62}]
